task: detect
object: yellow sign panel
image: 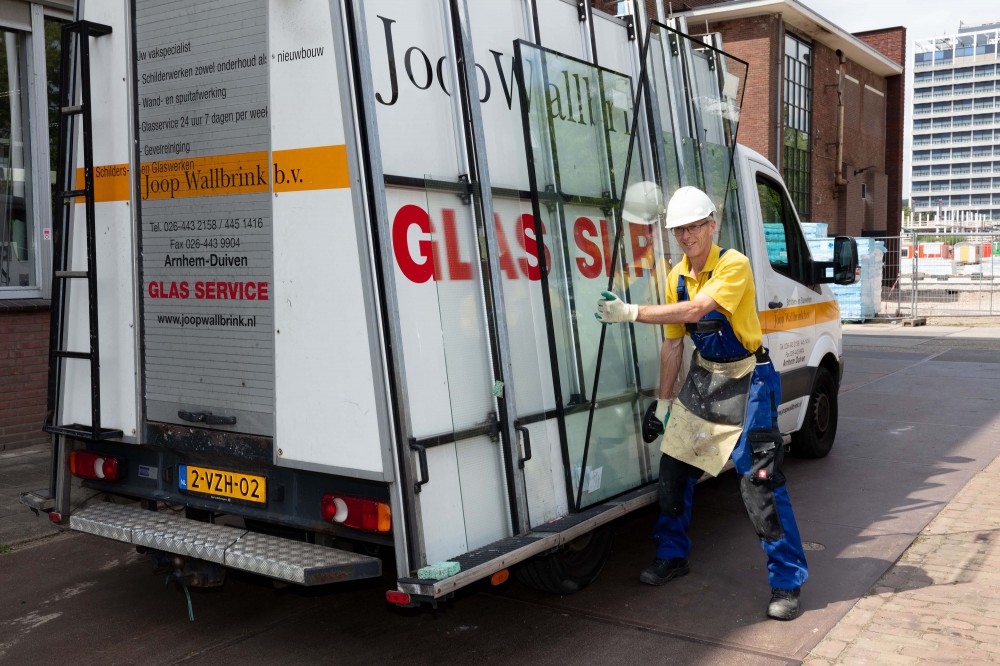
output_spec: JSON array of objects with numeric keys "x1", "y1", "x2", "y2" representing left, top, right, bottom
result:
[
  {"x1": 179, "y1": 464, "x2": 266, "y2": 504},
  {"x1": 760, "y1": 300, "x2": 840, "y2": 334},
  {"x1": 75, "y1": 144, "x2": 350, "y2": 202}
]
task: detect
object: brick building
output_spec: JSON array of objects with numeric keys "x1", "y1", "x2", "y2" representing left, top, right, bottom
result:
[
  {"x1": 1, "y1": 0, "x2": 73, "y2": 452},
  {"x1": 599, "y1": 0, "x2": 906, "y2": 238}
]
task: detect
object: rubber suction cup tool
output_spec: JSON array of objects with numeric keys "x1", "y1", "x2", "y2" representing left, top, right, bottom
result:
[{"x1": 642, "y1": 401, "x2": 665, "y2": 444}]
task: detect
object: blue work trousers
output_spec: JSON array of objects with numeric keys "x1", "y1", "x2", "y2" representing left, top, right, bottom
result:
[{"x1": 652, "y1": 360, "x2": 809, "y2": 591}]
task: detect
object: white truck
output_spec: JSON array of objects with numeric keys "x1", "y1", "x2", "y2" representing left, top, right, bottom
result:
[{"x1": 26, "y1": 0, "x2": 857, "y2": 605}]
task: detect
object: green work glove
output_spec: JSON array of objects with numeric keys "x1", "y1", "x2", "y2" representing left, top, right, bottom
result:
[
  {"x1": 595, "y1": 290, "x2": 638, "y2": 324},
  {"x1": 642, "y1": 398, "x2": 672, "y2": 443},
  {"x1": 655, "y1": 399, "x2": 672, "y2": 427}
]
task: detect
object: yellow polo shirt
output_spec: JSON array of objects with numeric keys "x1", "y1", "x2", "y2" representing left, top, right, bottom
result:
[{"x1": 663, "y1": 244, "x2": 762, "y2": 352}]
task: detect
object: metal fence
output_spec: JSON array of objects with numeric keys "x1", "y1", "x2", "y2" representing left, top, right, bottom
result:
[{"x1": 846, "y1": 232, "x2": 1000, "y2": 320}]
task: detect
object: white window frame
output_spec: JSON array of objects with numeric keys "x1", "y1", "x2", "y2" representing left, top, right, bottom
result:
[{"x1": 0, "y1": 2, "x2": 71, "y2": 299}]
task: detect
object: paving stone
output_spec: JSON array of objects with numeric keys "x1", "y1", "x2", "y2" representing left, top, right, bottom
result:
[{"x1": 809, "y1": 639, "x2": 848, "y2": 660}]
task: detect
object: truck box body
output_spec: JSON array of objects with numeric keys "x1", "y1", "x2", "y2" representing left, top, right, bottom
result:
[{"x1": 37, "y1": 0, "x2": 853, "y2": 601}]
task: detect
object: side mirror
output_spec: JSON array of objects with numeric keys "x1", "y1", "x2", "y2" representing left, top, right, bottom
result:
[
  {"x1": 832, "y1": 236, "x2": 859, "y2": 285},
  {"x1": 810, "y1": 236, "x2": 858, "y2": 284}
]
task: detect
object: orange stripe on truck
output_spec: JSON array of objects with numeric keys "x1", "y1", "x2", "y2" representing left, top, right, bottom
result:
[
  {"x1": 75, "y1": 145, "x2": 350, "y2": 202},
  {"x1": 760, "y1": 300, "x2": 840, "y2": 333},
  {"x1": 272, "y1": 145, "x2": 350, "y2": 192},
  {"x1": 75, "y1": 164, "x2": 132, "y2": 203}
]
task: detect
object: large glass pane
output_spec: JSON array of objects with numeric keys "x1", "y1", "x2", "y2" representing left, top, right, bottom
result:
[
  {"x1": 424, "y1": 178, "x2": 512, "y2": 555},
  {"x1": 384, "y1": 178, "x2": 513, "y2": 563},
  {"x1": 516, "y1": 41, "x2": 659, "y2": 508},
  {"x1": 516, "y1": 22, "x2": 748, "y2": 510},
  {"x1": 365, "y1": 0, "x2": 515, "y2": 562},
  {"x1": 646, "y1": 23, "x2": 747, "y2": 249},
  {"x1": 0, "y1": 31, "x2": 32, "y2": 289}
]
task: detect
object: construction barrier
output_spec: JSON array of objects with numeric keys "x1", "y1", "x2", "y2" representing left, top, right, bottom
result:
[{"x1": 845, "y1": 231, "x2": 1000, "y2": 320}]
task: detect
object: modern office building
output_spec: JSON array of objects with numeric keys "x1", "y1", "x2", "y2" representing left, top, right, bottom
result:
[{"x1": 911, "y1": 21, "x2": 1000, "y2": 228}]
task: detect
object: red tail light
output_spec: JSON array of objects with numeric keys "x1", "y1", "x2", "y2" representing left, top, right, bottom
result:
[
  {"x1": 321, "y1": 494, "x2": 391, "y2": 533},
  {"x1": 69, "y1": 451, "x2": 121, "y2": 481},
  {"x1": 386, "y1": 590, "x2": 411, "y2": 606}
]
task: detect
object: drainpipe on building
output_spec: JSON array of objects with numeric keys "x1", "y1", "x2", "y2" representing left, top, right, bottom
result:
[
  {"x1": 774, "y1": 15, "x2": 784, "y2": 171},
  {"x1": 835, "y1": 48, "x2": 848, "y2": 187}
]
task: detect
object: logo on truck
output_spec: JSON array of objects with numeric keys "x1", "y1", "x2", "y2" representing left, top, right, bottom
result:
[
  {"x1": 391, "y1": 205, "x2": 657, "y2": 284},
  {"x1": 371, "y1": 14, "x2": 631, "y2": 134}
]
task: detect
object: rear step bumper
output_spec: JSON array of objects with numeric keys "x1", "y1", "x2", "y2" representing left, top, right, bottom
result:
[
  {"x1": 70, "y1": 502, "x2": 381, "y2": 585},
  {"x1": 397, "y1": 484, "x2": 658, "y2": 600}
]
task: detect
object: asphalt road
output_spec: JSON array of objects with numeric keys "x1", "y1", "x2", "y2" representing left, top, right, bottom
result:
[{"x1": 3, "y1": 326, "x2": 1000, "y2": 665}]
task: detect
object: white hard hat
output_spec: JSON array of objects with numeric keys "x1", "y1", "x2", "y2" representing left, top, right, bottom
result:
[
  {"x1": 664, "y1": 186, "x2": 716, "y2": 229},
  {"x1": 621, "y1": 181, "x2": 664, "y2": 225}
]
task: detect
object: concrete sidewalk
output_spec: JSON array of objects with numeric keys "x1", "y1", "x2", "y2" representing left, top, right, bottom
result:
[
  {"x1": 0, "y1": 444, "x2": 59, "y2": 548},
  {"x1": 805, "y1": 322, "x2": 1000, "y2": 664}
]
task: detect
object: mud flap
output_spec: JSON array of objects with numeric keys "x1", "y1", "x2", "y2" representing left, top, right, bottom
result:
[{"x1": 739, "y1": 428, "x2": 786, "y2": 541}]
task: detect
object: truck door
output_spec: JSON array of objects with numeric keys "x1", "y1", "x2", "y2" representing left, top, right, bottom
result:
[{"x1": 749, "y1": 162, "x2": 823, "y2": 431}]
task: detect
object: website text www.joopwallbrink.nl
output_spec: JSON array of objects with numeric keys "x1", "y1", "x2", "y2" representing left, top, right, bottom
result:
[{"x1": 156, "y1": 313, "x2": 257, "y2": 328}]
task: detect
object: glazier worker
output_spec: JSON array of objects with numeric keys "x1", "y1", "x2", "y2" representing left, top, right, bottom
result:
[{"x1": 596, "y1": 184, "x2": 808, "y2": 621}]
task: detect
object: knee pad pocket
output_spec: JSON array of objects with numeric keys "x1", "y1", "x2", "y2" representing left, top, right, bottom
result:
[
  {"x1": 657, "y1": 454, "x2": 698, "y2": 517},
  {"x1": 740, "y1": 428, "x2": 786, "y2": 541},
  {"x1": 740, "y1": 476, "x2": 785, "y2": 541}
]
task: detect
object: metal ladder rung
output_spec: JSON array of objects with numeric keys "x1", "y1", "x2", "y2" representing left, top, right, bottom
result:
[
  {"x1": 70, "y1": 20, "x2": 112, "y2": 38},
  {"x1": 53, "y1": 350, "x2": 92, "y2": 360},
  {"x1": 44, "y1": 424, "x2": 123, "y2": 440},
  {"x1": 61, "y1": 104, "x2": 83, "y2": 115},
  {"x1": 55, "y1": 270, "x2": 89, "y2": 278}
]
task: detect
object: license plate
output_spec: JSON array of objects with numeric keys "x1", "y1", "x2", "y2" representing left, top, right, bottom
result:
[{"x1": 179, "y1": 464, "x2": 266, "y2": 504}]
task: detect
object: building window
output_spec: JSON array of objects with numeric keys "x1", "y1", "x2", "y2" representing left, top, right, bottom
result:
[
  {"x1": 782, "y1": 33, "x2": 812, "y2": 219},
  {"x1": 46, "y1": 16, "x2": 67, "y2": 186},
  {"x1": 0, "y1": 30, "x2": 32, "y2": 289}
]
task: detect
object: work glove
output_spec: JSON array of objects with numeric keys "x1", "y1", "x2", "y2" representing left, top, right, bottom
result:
[
  {"x1": 595, "y1": 290, "x2": 638, "y2": 324},
  {"x1": 655, "y1": 399, "x2": 672, "y2": 427},
  {"x1": 641, "y1": 398, "x2": 672, "y2": 443}
]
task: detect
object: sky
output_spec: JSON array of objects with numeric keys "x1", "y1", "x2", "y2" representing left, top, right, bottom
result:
[{"x1": 796, "y1": 0, "x2": 1000, "y2": 199}]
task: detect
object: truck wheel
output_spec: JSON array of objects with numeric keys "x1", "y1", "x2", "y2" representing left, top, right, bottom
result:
[
  {"x1": 513, "y1": 525, "x2": 614, "y2": 595},
  {"x1": 790, "y1": 367, "x2": 837, "y2": 459}
]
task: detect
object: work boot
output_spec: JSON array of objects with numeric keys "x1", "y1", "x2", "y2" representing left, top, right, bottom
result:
[
  {"x1": 639, "y1": 558, "x2": 689, "y2": 586},
  {"x1": 767, "y1": 587, "x2": 802, "y2": 620}
]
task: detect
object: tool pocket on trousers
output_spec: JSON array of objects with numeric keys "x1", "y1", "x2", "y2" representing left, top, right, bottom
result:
[
  {"x1": 740, "y1": 428, "x2": 786, "y2": 542},
  {"x1": 747, "y1": 428, "x2": 785, "y2": 489}
]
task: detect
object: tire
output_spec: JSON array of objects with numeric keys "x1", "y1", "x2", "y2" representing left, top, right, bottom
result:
[
  {"x1": 790, "y1": 367, "x2": 838, "y2": 459},
  {"x1": 513, "y1": 524, "x2": 614, "y2": 595}
]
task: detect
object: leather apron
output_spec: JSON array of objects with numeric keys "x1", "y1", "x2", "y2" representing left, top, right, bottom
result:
[{"x1": 661, "y1": 250, "x2": 757, "y2": 476}]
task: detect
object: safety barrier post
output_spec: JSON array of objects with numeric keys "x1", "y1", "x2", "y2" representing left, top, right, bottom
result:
[{"x1": 911, "y1": 228, "x2": 918, "y2": 321}]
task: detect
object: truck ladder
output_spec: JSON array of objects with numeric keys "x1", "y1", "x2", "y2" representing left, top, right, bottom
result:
[
  {"x1": 44, "y1": 20, "x2": 121, "y2": 444},
  {"x1": 23, "y1": 21, "x2": 123, "y2": 515}
]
